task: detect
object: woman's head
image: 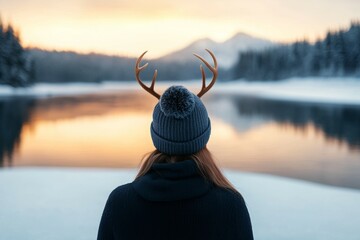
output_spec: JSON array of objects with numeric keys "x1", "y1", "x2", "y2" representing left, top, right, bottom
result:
[
  {"x1": 135, "y1": 49, "x2": 217, "y2": 156},
  {"x1": 134, "y1": 49, "x2": 238, "y2": 194},
  {"x1": 151, "y1": 85, "x2": 211, "y2": 155}
]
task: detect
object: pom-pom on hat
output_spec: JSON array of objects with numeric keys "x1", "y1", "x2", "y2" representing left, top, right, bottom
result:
[
  {"x1": 151, "y1": 86, "x2": 211, "y2": 155},
  {"x1": 159, "y1": 85, "x2": 195, "y2": 119},
  {"x1": 135, "y1": 49, "x2": 218, "y2": 155}
]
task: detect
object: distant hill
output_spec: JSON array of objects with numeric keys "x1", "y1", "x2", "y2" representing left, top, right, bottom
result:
[
  {"x1": 28, "y1": 48, "x2": 214, "y2": 82},
  {"x1": 28, "y1": 49, "x2": 135, "y2": 83},
  {"x1": 26, "y1": 23, "x2": 360, "y2": 84},
  {"x1": 158, "y1": 33, "x2": 274, "y2": 68},
  {"x1": 28, "y1": 32, "x2": 274, "y2": 83}
]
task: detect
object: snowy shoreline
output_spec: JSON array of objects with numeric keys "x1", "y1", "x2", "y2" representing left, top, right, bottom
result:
[
  {"x1": 0, "y1": 167, "x2": 359, "y2": 240},
  {"x1": 1, "y1": 77, "x2": 360, "y2": 105}
]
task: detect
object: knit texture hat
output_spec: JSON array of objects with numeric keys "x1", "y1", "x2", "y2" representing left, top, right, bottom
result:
[{"x1": 150, "y1": 85, "x2": 211, "y2": 155}]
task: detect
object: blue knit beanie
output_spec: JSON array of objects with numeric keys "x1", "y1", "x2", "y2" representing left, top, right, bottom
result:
[{"x1": 150, "y1": 85, "x2": 211, "y2": 155}]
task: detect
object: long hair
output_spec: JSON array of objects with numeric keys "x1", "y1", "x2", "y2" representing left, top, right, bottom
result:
[{"x1": 135, "y1": 146, "x2": 240, "y2": 195}]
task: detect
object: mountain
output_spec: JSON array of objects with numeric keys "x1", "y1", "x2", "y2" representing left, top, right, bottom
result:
[
  {"x1": 26, "y1": 33, "x2": 274, "y2": 83},
  {"x1": 158, "y1": 33, "x2": 275, "y2": 69}
]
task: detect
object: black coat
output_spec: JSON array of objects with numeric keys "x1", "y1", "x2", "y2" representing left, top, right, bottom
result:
[{"x1": 97, "y1": 159, "x2": 253, "y2": 240}]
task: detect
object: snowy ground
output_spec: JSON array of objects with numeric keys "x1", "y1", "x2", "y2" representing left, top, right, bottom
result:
[
  {"x1": 0, "y1": 77, "x2": 360, "y2": 105},
  {"x1": 0, "y1": 168, "x2": 359, "y2": 240},
  {"x1": 216, "y1": 77, "x2": 360, "y2": 105},
  {"x1": 0, "y1": 82, "x2": 139, "y2": 97}
]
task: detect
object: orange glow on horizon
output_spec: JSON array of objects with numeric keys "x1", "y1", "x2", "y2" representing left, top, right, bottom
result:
[{"x1": 2, "y1": 0, "x2": 360, "y2": 58}]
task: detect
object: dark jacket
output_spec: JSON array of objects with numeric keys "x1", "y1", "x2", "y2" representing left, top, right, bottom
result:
[{"x1": 97, "y1": 159, "x2": 253, "y2": 240}]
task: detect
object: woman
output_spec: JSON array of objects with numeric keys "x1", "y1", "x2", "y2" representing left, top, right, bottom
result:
[{"x1": 97, "y1": 50, "x2": 253, "y2": 240}]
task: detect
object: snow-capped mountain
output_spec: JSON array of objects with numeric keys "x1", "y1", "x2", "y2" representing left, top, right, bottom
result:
[{"x1": 158, "y1": 33, "x2": 275, "y2": 68}]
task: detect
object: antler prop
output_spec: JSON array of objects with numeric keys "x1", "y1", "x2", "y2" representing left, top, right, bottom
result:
[
  {"x1": 193, "y1": 49, "x2": 218, "y2": 98},
  {"x1": 135, "y1": 51, "x2": 160, "y2": 99}
]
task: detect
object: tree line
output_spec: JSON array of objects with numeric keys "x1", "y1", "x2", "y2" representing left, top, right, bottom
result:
[
  {"x1": 0, "y1": 17, "x2": 34, "y2": 87},
  {"x1": 29, "y1": 49, "x2": 228, "y2": 83},
  {"x1": 233, "y1": 21, "x2": 360, "y2": 80},
  {"x1": 1, "y1": 17, "x2": 360, "y2": 87}
]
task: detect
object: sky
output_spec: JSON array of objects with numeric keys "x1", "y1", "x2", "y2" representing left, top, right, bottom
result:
[{"x1": 1, "y1": 0, "x2": 360, "y2": 58}]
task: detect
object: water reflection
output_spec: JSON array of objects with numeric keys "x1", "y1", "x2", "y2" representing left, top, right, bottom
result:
[
  {"x1": 0, "y1": 98, "x2": 35, "y2": 166},
  {"x1": 1, "y1": 92, "x2": 360, "y2": 189},
  {"x1": 208, "y1": 94, "x2": 360, "y2": 150}
]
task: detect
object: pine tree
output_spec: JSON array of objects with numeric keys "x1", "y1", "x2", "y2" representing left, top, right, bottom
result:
[
  {"x1": 233, "y1": 21, "x2": 360, "y2": 80},
  {"x1": 0, "y1": 15, "x2": 34, "y2": 87}
]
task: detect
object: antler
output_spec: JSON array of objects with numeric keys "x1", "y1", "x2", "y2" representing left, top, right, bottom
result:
[
  {"x1": 135, "y1": 51, "x2": 160, "y2": 99},
  {"x1": 193, "y1": 49, "x2": 218, "y2": 98}
]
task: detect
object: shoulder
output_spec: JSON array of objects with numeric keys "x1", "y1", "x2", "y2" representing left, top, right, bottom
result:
[
  {"x1": 210, "y1": 186, "x2": 252, "y2": 227},
  {"x1": 108, "y1": 183, "x2": 133, "y2": 198},
  {"x1": 207, "y1": 185, "x2": 249, "y2": 213},
  {"x1": 104, "y1": 183, "x2": 135, "y2": 205},
  {"x1": 210, "y1": 185, "x2": 246, "y2": 203}
]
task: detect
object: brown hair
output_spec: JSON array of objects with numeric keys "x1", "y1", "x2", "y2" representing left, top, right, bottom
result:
[{"x1": 135, "y1": 146, "x2": 240, "y2": 195}]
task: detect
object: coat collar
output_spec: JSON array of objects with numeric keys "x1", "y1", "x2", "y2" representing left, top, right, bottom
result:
[{"x1": 132, "y1": 159, "x2": 213, "y2": 202}]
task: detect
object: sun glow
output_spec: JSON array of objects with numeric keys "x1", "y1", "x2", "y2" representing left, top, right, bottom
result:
[{"x1": 2, "y1": 0, "x2": 360, "y2": 57}]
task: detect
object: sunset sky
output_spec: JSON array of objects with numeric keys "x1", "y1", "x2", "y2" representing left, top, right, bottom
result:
[{"x1": 1, "y1": 0, "x2": 360, "y2": 58}]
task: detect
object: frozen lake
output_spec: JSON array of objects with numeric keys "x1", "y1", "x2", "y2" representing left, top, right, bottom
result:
[
  {"x1": 1, "y1": 78, "x2": 360, "y2": 239},
  {"x1": 1, "y1": 78, "x2": 360, "y2": 189}
]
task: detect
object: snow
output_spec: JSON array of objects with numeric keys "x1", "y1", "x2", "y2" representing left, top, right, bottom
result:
[
  {"x1": 0, "y1": 167, "x2": 359, "y2": 240},
  {"x1": 0, "y1": 78, "x2": 360, "y2": 105},
  {"x1": 1, "y1": 78, "x2": 359, "y2": 106},
  {"x1": 215, "y1": 77, "x2": 360, "y2": 105},
  {"x1": 0, "y1": 82, "x2": 139, "y2": 98}
]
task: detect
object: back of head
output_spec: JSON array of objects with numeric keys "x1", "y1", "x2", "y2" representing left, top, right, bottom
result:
[
  {"x1": 134, "y1": 49, "x2": 238, "y2": 194},
  {"x1": 151, "y1": 85, "x2": 211, "y2": 155}
]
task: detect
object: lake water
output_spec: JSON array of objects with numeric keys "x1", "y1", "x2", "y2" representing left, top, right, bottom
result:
[{"x1": 1, "y1": 88, "x2": 360, "y2": 189}]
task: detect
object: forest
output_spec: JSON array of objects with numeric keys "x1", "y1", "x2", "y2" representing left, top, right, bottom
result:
[
  {"x1": 28, "y1": 49, "x2": 222, "y2": 83},
  {"x1": 1, "y1": 19, "x2": 360, "y2": 86},
  {"x1": 233, "y1": 22, "x2": 360, "y2": 80}
]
